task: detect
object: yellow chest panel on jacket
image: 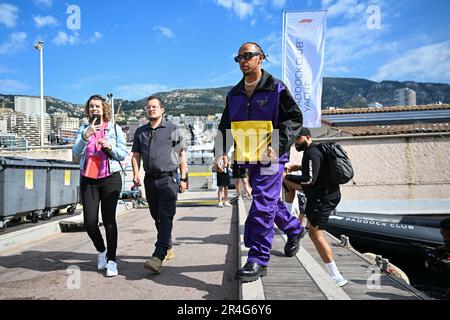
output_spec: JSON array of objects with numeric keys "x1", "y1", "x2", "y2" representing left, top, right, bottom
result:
[{"x1": 231, "y1": 120, "x2": 273, "y2": 163}]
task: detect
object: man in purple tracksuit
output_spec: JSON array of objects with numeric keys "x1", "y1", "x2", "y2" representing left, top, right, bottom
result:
[{"x1": 214, "y1": 42, "x2": 306, "y2": 282}]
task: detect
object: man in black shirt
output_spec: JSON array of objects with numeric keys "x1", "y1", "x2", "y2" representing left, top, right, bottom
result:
[
  {"x1": 283, "y1": 128, "x2": 348, "y2": 287},
  {"x1": 131, "y1": 96, "x2": 187, "y2": 274}
]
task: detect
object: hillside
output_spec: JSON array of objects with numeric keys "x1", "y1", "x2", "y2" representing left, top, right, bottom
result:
[
  {"x1": 140, "y1": 78, "x2": 450, "y2": 113},
  {"x1": 0, "y1": 94, "x2": 82, "y2": 117},
  {"x1": 322, "y1": 78, "x2": 450, "y2": 107},
  {"x1": 2, "y1": 78, "x2": 449, "y2": 120}
]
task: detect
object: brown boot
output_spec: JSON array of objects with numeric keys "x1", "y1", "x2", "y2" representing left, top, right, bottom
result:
[{"x1": 144, "y1": 256, "x2": 163, "y2": 273}]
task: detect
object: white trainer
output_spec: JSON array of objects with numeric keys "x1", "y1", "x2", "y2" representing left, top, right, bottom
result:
[
  {"x1": 97, "y1": 249, "x2": 107, "y2": 270},
  {"x1": 334, "y1": 276, "x2": 348, "y2": 287},
  {"x1": 106, "y1": 260, "x2": 118, "y2": 277},
  {"x1": 218, "y1": 202, "x2": 224, "y2": 208},
  {"x1": 223, "y1": 201, "x2": 232, "y2": 207}
]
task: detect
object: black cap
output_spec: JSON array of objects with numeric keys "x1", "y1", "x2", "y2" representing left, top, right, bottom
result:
[{"x1": 298, "y1": 127, "x2": 312, "y2": 137}]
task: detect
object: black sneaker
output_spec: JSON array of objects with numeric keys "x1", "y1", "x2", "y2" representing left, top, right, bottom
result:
[
  {"x1": 235, "y1": 262, "x2": 267, "y2": 283},
  {"x1": 284, "y1": 227, "x2": 307, "y2": 257}
]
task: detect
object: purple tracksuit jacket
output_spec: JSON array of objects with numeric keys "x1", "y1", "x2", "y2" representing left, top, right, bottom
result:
[{"x1": 215, "y1": 69, "x2": 304, "y2": 266}]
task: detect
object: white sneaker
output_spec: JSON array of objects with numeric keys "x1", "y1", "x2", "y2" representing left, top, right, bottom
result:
[
  {"x1": 97, "y1": 249, "x2": 107, "y2": 270},
  {"x1": 223, "y1": 201, "x2": 232, "y2": 207},
  {"x1": 334, "y1": 276, "x2": 348, "y2": 287},
  {"x1": 106, "y1": 260, "x2": 118, "y2": 277},
  {"x1": 218, "y1": 202, "x2": 224, "y2": 208}
]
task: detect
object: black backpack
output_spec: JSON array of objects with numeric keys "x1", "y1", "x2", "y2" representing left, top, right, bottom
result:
[{"x1": 318, "y1": 142, "x2": 354, "y2": 184}]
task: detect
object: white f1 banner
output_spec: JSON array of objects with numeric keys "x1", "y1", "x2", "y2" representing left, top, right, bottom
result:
[{"x1": 282, "y1": 11, "x2": 327, "y2": 128}]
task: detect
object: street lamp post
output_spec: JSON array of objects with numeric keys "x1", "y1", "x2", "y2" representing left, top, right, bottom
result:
[
  {"x1": 34, "y1": 40, "x2": 45, "y2": 147},
  {"x1": 107, "y1": 93, "x2": 114, "y2": 124}
]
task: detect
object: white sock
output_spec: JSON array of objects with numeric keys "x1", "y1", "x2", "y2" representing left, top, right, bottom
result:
[
  {"x1": 284, "y1": 202, "x2": 293, "y2": 214},
  {"x1": 325, "y1": 261, "x2": 343, "y2": 279}
]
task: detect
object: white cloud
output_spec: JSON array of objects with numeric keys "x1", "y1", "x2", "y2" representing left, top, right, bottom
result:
[
  {"x1": 33, "y1": 15, "x2": 58, "y2": 28},
  {"x1": 372, "y1": 41, "x2": 450, "y2": 83},
  {"x1": 52, "y1": 30, "x2": 102, "y2": 46},
  {"x1": 325, "y1": 20, "x2": 377, "y2": 67},
  {"x1": 52, "y1": 31, "x2": 79, "y2": 46},
  {"x1": 0, "y1": 79, "x2": 30, "y2": 93},
  {"x1": 259, "y1": 32, "x2": 282, "y2": 68},
  {"x1": 33, "y1": 0, "x2": 53, "y2": 7},
  {"x1": 233, "y1": 1, "x2": 253, "y2": 19},
  {"x1": 153, "y1": 26, "x2": 174, "y2": 39},
  {"x1": 322, "y1": 0, "x2": 366, "y2": 19},
  {"x1": 214, "y1": 0, "x2": 254, "y2": 20},
  {"x1": 216, "y1": 0, "x2": 233, "y2": 9},
  {"x1": 321, "y1": 0, "x2": 396, "y2": 75},
  {"x1": 271, "y1": 0, "x2": 286, "y2": 8},
  {"x1": 0, "y1": 3, "x2": 18, "y2": 27},
  {"x1": 89, "y1": 31, "x2": 103, "y2": 43},
  {"x1": 115, "y1": 83, "x2": 170, "y2": 100},
  {"x1": 0, "y1": 32, "x2": 27, "y2": 55},
  {"x1": 214, "y1": 0, "x2": 286, "y2": 21},
  {"x1": 0, "y1": 66, "x2": 13, "y2": 73},
  {"x1": 321, "y1": 0, "x2": 429, "y2": 78}
]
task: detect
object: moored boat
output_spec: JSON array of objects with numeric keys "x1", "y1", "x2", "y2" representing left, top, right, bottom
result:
[{"x1": 326, "y1": 211, "x2": 447, "y2": 253}]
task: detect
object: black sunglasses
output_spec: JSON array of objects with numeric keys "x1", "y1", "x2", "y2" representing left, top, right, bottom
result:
[{"x1": 234, "y1": 51, "x2": 261, "y2": 63}]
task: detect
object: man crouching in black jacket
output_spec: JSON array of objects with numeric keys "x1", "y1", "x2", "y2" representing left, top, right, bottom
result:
[{"x1": 283, "y1": 128, "x2": 348, "y2": 287}]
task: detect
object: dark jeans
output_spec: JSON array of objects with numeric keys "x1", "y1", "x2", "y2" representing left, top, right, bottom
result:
[
  {"x1": 144, "y1": 175, "x2": 179, "y2": 260},
  {"x1": 80, "y1": 172, "x2": 122, "y2": 262}
]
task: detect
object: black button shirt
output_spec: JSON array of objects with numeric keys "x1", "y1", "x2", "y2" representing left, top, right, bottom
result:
[{"x1": 132, "y1": 119, "x2": 184, "y2": 174}]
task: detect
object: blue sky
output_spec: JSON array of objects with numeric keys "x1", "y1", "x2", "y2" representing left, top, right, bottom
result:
[{"x1": 0, "y1": 0, "x2": 449, "y2": 104}]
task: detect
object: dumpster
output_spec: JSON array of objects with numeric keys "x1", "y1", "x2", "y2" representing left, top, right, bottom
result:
[
  {"x1": 45, "y1": 160, "x2": 80, "y2": 218},
  {"x1": 0, "y1": 156, "x2": 48, "y2": 229}
]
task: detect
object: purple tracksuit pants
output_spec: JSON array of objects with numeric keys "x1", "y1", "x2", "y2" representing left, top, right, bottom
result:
[{"x1": 245, "y1": 162, "x2": 303, "y2": 267}]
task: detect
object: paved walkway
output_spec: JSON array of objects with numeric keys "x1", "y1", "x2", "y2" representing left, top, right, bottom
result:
[
  {"x1": 0, "y1": 191, "x2": 238, "y2": 300},
  {"x1": 0, "y1": 190, "x2": 430, "y2": 301}
]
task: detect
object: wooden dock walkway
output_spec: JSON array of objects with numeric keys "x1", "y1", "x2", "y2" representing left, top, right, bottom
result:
[{"x1": 237, "y1": 199, "x2": 430, "y2": 300}]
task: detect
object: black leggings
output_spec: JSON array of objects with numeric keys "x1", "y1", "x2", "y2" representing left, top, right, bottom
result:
[{"x1": 80, "y1": 172, "x2": 122, "y2": 262}]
